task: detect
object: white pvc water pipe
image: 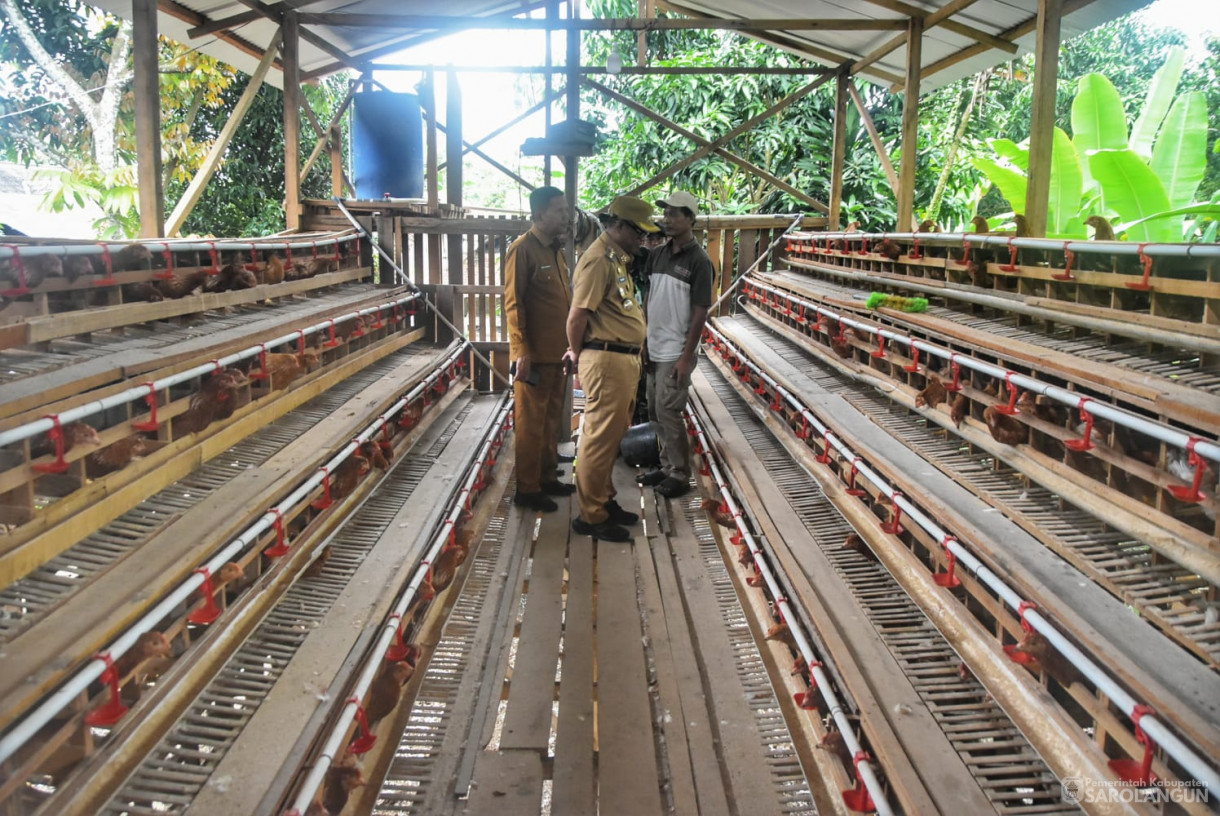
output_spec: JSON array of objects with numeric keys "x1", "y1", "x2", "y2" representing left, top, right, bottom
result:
[
  {"x1": 789, "y1": 230, "x2": 1220, "y2": 258},
  {"x1": 0, "y1": 293, "x2": 422, "y2": 450},
  {"x1": 742, "y1": 278, "x2": 1220, "y2": 467},
  {"x1": 704, "y1": 323, "x2": 1220, "y2": 796},
  {"x1": 0, "y1": 341, "x2": 469, "y2": 767},
  {"x1": 286, "y1": 395, "x2": 513, "y2": 816},
  {"x1": 0, "y1": 232, "x2": 360, "y2": 260},
  {"x1": 687, "y1": 409, "x2": 895, "y2": 816}
]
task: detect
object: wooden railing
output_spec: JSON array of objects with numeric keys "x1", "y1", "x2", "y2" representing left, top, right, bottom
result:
[{"x1": 304, "y1": 201, "x2": 824, "y2": 384}]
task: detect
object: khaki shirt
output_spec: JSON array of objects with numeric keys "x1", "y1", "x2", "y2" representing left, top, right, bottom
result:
[
  {"x1": 504, "y1": 226, "x2": 571, "y2": 362},
  {"x1": 571, "y1": 233, "x2": 646, "y2": 346}
]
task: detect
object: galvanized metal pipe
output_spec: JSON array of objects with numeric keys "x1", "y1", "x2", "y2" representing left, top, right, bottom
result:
[
  {"x1": 704, "y1": 322, "x2": 1220, "y2": 796},
  {"x1": 0, "y1": 293, "x2": 423, "y2": 449},
  {"x1": 0, "y1": 341, "x2": 468, "y2": 766},
  {"x1": 743, "y1": 278, "x2": 1220, "y2": 466}
]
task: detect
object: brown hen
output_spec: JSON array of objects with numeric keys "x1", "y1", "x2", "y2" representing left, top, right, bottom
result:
[
  {"x1": 115, "y1": 631, "x2": 172, "y2": 678},
  {"x1": 86, "y1": 434, "x2": 151, "y2": 478},
  {"x1": 983, "y1": 406, "x2": 1027, "y2": 446},
  {"x1": 265, "y1": 350, "x2": 320, "y2": 390},
  {"x1": 949, "y1": 394, "x2": 969, "y2": 428},
  {"x1": 915, "y1": 372, "x2": 947, "y2": 410}
]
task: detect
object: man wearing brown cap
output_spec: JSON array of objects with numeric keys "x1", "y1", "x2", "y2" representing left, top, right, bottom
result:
[
  {"x1": 565, "y1": 195, "x2": 659, "y2": 542},
  {"x1": 637, "y1": 191, "x2": 714, "y2": 499},
  {"x1": 504, "y1": 186, "x2": 576, "y2": 512}
]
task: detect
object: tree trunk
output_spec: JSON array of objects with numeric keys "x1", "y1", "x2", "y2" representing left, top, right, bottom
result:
[
  {"x1": 927, "y1": 70, "x2": 990, "y2": 224},
  {"x1": 0, "y1": 0, "x2": 131, "y2": 172}
]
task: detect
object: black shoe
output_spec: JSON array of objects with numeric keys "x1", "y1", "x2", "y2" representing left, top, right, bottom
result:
[
  {"x1": 572, "y1": 516, "x2": 631, "y2": 542},
  {"x1": 514, "y1": 491, "x2": 559, "y2": 512},
  {"x1": 604, "y1": 499, "x2": 639, "y2": 526},
  {"x1": 636, "y1": 469, "x2": 666, "y2": 486},
  {"x1": 540, "y1": 480, "x2": 576, "y2": 496},
  {"x1": 655, "y1": 476, "x2": 691, "y2": 498},
  {"x1": 558, "y1": 451, "x2": 576, "y2": 463}
]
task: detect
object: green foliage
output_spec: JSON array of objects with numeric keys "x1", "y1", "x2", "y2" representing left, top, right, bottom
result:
[{"x1": 1089, "y1": 149, "x2": 1175, "y2": 241}]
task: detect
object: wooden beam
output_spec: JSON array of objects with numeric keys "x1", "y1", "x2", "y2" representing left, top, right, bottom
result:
[
  {"x1": 167, "y1": 32, "x2": 282, "y2": 236},
  {"x1": 296, "y1": 1, "x2": 560, "y2": 81},
  {"x1": 299, "y1": 79, "x2": 356, "y2": 185},
  {"x1": 860, "y1": 0, "x2": 1016, "y2": 53},
  {"x1": 895, "y1": 0, "x2": 1097, "y2": 92},
  {"x1": 186, "y1": 9, "x2": 261, "y2": 39},
  {"x1": 586, "y1": 79, "x2": 827, "y2": 212},
  {"x1": 231, "y1": 0, "x2": 362, "y2": 72},
  {"x1": 283, "y1": 12, "x2": 302, "y2": 231},
  {"x1": 438, "y1": 88, "x2": 564, "y2": 171},
  {"x1": 656, "y1": 0, "x2": 904, "y2": 85},
  {"x1": 1024, "y1": 0, "x2": 1062, "y2": 237},
  {"x1": 625, "y1": 73, "x2": 835, "y2": 199},
  {"x1": 133, "y1": 0, "x2": 164, "y2": 238},
  {"x1": 898, "y1": 16, "x2": 922, "y2": 231},
  {"x1": 852, "y1": 0, "x2": 984, "y2": 74},
  {"x1": 371, "y1": 64, "x2": 825, "y2": 75},
  {"x1": 848, "y1": 80, "x2": 900, "y2": 194},
  {"x1": 296, "y1": 13, "x2": 909, "y2": 31},
  {"x1": 158, "y1": 0, "x2": 280, "y2": 69},
  {"x1": 829, "y1": 71, "x2": 849, "y2": 229}
]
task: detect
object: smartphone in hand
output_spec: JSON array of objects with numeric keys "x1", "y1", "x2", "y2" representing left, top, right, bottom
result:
[{"x1": 509, "y1": 361, "x2": 541, "y2": 386}]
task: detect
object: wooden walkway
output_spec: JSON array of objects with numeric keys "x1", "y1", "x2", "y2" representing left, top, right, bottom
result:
[{"x1": 366, "y1": 460, "x2": 825, "y2": 816}]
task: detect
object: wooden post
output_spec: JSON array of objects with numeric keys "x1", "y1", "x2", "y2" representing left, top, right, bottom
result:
[
  {"x1": 848, "y1": 80, "x2": 900, "y2": 194},
  {"x1": 425, "y1": 70, "x2": 439, "y2": 210},
  {"x1": 564, "y1": 10, "x2": 580, "y2": 270},
  {"x1": 329, "y1": 126, "x2": 344, "y2": 197},
  {"x1": 637, "y1": 0, "x2": 654, "y2": 66},
  {"x1": 544, "y1": 0, "x2": 555, "y2": 187},
  {"x1": 446, "y1": 69, "x2": 463, "y2": 284},
  {"x1": 283, "y1": 12, "x2": 302, "y2": 231},
  {"x1": 829, "y1": 70, "x2": 849, "y2": 230},
  {"x1": 898, "y1": 16, "x2": 922, "y2": 232},
  {"x1": 166, "y1": 32, "x2": 281, "y2": 236},
  {"x1": 132, "y1": 0, "x2": 164, "y2": 238},
  {"x1": 423, "y1": 70, "x2": 441, "y2": 283},
  {"x1": 1025, "y1": 0, "x2": 1062, "y2": 238}
]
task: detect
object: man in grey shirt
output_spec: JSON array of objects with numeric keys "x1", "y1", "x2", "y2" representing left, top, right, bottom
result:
[{"x1": 638, "y1": 191, "x2": 714, "y2": 498}]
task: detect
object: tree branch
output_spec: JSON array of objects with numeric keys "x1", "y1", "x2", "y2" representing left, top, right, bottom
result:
[{"x1": 0, "y1": 0, "x2": 102, "y2": 127}]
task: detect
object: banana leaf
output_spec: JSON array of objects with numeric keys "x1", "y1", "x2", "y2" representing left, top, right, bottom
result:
[
  {"x1": 972, "y1": 157, "x2": 1026, "y2": 216},
  {"x1": 1113, "y1": 203, "x2": 1220, "y2": 233},
  {"x1": 1150, "y1": 91, "x2": 1208, "y2": 209},
  {"x1": 1130, "y1": 46, "x2": 1185, "y2": 160},
  {"x1": 1088, "y1": 149, "x2": 1175, "y2": 243},
  {"x1": 1049, "y1": 127, "x2": 1084, "y2": 236},
  {"x1": 1072, "y1": 73, "x2": 1126, "y2": 194},
  {"x1": 989, "y1": 138, "x2": 1029, "y2": 171}
]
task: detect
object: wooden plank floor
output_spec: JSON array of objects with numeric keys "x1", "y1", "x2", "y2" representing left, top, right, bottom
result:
[{"x1": 378, "y1": 459, "x2": 821, "y2": 816}]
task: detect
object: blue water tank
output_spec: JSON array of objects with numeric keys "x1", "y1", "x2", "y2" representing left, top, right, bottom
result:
[{"x1": 352, "y1": 91, "x2": 423, "y2": 200}]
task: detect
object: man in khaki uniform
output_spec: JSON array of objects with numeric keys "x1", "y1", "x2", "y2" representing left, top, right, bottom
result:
[
  {"x1": 504, "y1": 186, "x2": 576, "y2": 512},
  {"x1": 564, "y1": 196, "x2": 659, "y2": 542}
]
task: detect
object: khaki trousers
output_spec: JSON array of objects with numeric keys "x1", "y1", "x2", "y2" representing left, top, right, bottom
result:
[
  {"x1": 646, "y1": 357, "x2": 693, "y2": 479},
  {"x1": 575, "y1": 349, "x2": 640, "y2": 524},
  {"x1": 513, "y1": 362, "x2": 566, "y2": 494}
]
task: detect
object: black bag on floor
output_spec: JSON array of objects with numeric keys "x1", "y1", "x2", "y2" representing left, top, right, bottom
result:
[{"x1": 620, "y1": 422, "x2": 661, "y2": 467}]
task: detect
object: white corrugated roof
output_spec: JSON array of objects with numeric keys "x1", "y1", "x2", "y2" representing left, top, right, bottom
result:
[{"x1": 88, "y1": 0, "x2": 1151, "y2": 92}]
